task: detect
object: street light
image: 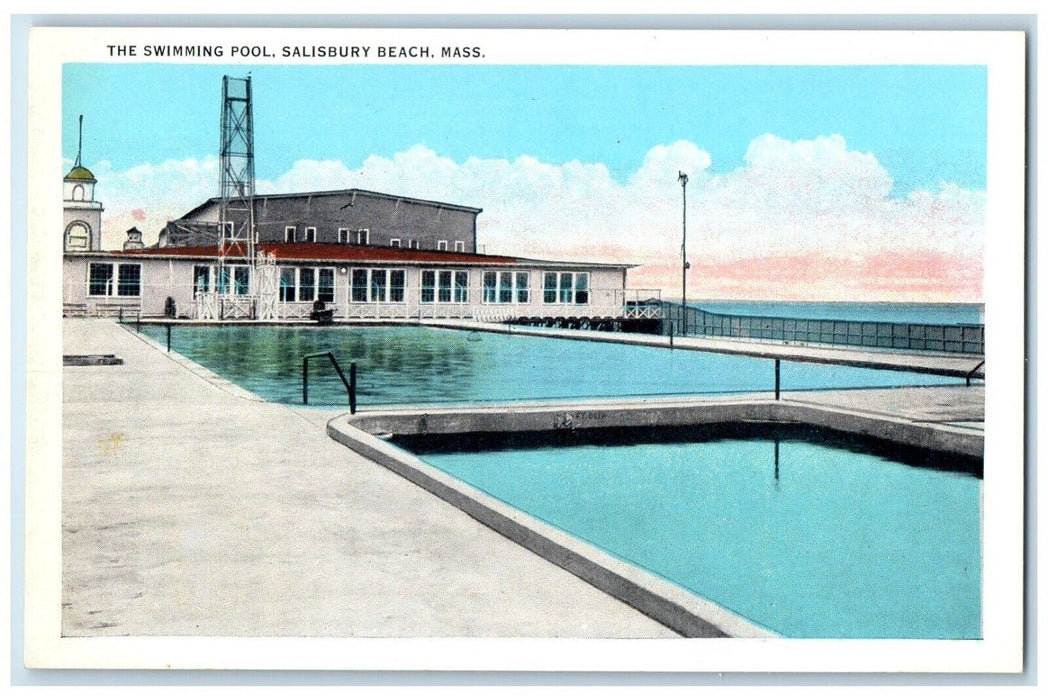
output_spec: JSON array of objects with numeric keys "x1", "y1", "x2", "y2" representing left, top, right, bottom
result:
[{"x1": 678, "y1": 171, "x2": 689, "y2": 335}]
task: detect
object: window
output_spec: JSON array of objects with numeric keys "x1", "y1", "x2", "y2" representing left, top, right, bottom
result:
[
  {"x1": 117, "y1": 264, "x2": 141, "y2": 297},
  {"x1": 280, "y1": 266, "x2": 336, "y2": 302},
  {"x1": 574, "y1": 273, "x2": 589, "y2": 304},
  {"x1": 437, "y1": 240, "x2": 448, "y2": 251},
  {"x1": 198, "y1": 264, "x2": 250, "y2": 296},
  {"x1": 65, "y1": 222, "x2": 90, "y2": 250},
  {"x1": 285, "y1": 226, "x2": 296, "y2": 243},
  {"x1": 300, "y1": 268, "x2": 316, "y2": 301},
  {"x1": 72, "y1": 185, "x2": 85, "y2": 201},
  {"x1": 420, "y1": 270, "x2": 434, "y2": 304},
  {"x1": 318, "y1": 268, "x2": 335, "y2": 302},
  {"x1": 390, "y1": 238, "x2": 401, "y2": 248},
  {"x1": 421, "y1": 269, "x2": 468, "y2": 304},
  {"x1": 558, "y1": 272, "x2": 573, "y2": 303},
  {"x1": 216, "y1": 267, "x2": 229, "y2": 294},
  {"x1": 305, "y1": 227, "x2": 317, "y2": 243},
  {"x1": 88, "y1": 263, "x2": 114, "y2": 297},
  {"x1": 193, "y1": 265, "x2": 211, "y2": 296},
  {"x1": 543, "y1": 273, "x2": 556, "y2": 303},
  {"x1": 437, "y1": 271, "x2": 452, "y2": 303},
  {"x1": 454, "y1": 271, "x2": 468, "y2": 303},
  {"x1": 409, "y1": 239, "x2": 420, "y2": 250},
  {"x1": 454, "y1": 241, "x2": 465, "y2": 252},
  {"x1": 390, "y1": 270, "x2": 406, "y2": 302},
  {"x1": 483, "y1": 272, "x2": 496, "y2": 303},
  {"x1": 351, "y1": 268, "x2": 406, "y2": 303},
  {"x1": 338, "y1": 228, "x2": 350, "y2": 243},
  {"x1": 370, "y1": 269, "x2": 387, "y2": 302},
  {"x1": 543, "y1": 271, "x2": 589, "y2": 305},
  {"x1": 515, "y1": 272, "x2": 529, "y2": 303},
  {"x1": 355, "y1": 229, "x2": 370, "y2": 245},
  {"x1": 483, "y1": 271, "x2": 528, "y2": 304},
  {"x1": 88, "y1": 262, "x2": 141, "y2": 297},
  {"x1": 351, "y1": 269, "x2": 367, "y2": 302},
  {"x1": 279, "y1": 268, "x2": 297, "y2": 301},
  {"x1": 233, "y1": 266, "x2": 251, "y2": 296}
]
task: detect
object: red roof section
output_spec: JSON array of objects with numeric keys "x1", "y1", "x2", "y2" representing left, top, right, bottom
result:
[{"x1": 116, "y1": 242, "x2": 521, "y2": 265}]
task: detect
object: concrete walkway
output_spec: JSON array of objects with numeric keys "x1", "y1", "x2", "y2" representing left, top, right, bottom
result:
[
  {"x1": 62, "y1": 318, "x2": 675, "y2": 637},
  {"x1": 422, "y1": 319, "x2": 986, "y2": 378},
  {"x1": 783, "y1": 385, "x2": 984, "y2": 427}
]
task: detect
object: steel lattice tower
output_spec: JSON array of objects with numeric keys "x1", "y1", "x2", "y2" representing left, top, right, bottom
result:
[{"x1": 218, "y1": 75, "x2": 255, "y2": 263}]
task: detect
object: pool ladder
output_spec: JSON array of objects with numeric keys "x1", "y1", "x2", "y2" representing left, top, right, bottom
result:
[{"x1": 302, "y1": 351, "x2": 357, "y2": 413}]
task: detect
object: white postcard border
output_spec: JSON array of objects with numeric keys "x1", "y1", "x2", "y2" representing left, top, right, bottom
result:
[{"x1": 24, "y1": 26, "x2": 1027, "y2": 672}]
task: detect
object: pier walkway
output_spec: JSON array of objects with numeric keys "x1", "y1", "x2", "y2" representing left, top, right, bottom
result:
[
  {"x1": 422, "y1": 319, "x2": 986, "y2": 379},
  {"x1": 57, "y1": 318, "x2": 984, "y2": 638}
]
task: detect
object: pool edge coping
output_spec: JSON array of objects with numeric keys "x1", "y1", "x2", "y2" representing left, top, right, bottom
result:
[
  {"x1": 329, "y1": 396, "x2": 983, "y2": 639},
  {"x1": 326, "y1": 415, "x2": 778, "y2": 640},
  {"x1": 118, "y1": 323, "x2": 271, "y2": 403}
]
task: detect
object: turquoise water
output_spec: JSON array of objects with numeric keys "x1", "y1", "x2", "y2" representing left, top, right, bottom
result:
[
  {"x1": 694, "y1": 301, "x2": 983, "y2": 325},
  {"x1": 417, "y1": 436, "x2": 982, "y2": 639},
  {"x1": 140, "y1": 325, "x2": 960, "y2": 407}
]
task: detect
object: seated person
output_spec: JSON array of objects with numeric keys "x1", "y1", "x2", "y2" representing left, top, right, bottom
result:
[{"x1": 310, "y1": 299, "x2": 335, "y2": 323}]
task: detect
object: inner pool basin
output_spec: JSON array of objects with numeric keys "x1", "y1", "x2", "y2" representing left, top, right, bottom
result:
[
  {"x1": 140, "y1": 324, "x2": 961, "y2": 406},
  {"x1": 397, "y1": 426, "x2": 981, "y2": 639}
]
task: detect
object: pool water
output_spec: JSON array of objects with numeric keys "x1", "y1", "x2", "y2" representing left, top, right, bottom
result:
[
  {"x1": 413, "y1": 434, "x2": 981, "y2": 639},
  {"x1": 141, "y1": 325, "x2": 959, "y2": 406}
]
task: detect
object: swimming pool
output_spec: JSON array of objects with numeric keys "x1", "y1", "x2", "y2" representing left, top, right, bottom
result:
[
  {"x1": 140, "y1": 324, "x2": 960, "y2": 407},
  {"x1": 405, "y1": 429, "x2": 981, "y2": 639}
]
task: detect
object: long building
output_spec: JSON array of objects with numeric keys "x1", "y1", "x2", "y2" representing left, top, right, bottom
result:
[
  {"x1": 160, "y1": 189, "x2": 482, "y2": 253},
  {"x1": 61, "y1": 168, "x2": 655, "y2": 323}
]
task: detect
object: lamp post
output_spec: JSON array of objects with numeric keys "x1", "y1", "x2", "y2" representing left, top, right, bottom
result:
[{"x1": 678, "y1": 171, "x2": 689, "y2": 335}]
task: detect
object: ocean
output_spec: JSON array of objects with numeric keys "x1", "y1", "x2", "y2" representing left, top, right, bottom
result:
[{"x1": 690, "y1": 301, "x2": 983, "y2": 326}]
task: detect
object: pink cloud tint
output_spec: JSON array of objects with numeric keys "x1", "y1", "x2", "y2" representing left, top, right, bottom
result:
[
  {"x1": 624, "y1": 249, "x2": 983, "y2": 303},
  {"x1": 131, "y1": 208, "x2": 146, "y2": 222}
]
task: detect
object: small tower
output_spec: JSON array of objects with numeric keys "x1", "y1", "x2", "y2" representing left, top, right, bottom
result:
[
  {"x1": 123, "y1": 226, "x2": 144, "y2": 250},
  {"x1": 63, "y1": 115, "x2": 103, "y2": 251}
]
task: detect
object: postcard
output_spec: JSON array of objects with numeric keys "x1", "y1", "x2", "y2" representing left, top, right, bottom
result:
[{"x1": 23, "y1": 25, "x2": 1026, "y2": 672}]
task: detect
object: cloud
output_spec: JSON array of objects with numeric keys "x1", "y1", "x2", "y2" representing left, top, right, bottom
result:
[
  {"x1": 628, "y1": 249, "x2": 982, "y2": 302},
  {"x1": 82, "y1": 134, "x2": 984, "y2": 301},
  {"x1": 68, "y1": 155, "x2": 219, "y2": 250}
]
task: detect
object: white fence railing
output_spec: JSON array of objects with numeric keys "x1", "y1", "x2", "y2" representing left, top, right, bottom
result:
[
  {"x1": 189, "y1": 287, "x2": 664, "y2": 322},
  {"x1": 194, "y1": 293, "x2": 256, "y2": 320}
]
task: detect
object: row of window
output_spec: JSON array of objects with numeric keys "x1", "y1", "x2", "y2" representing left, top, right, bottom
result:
[
  {"x1": 284, "y1": 226, "x2": 466, "y2": 251},
  {"x1": 351, "y1": 269, "x2": 589, "y2": 305},
  {"x1": 88, "y1": 263, "x2": 591, "y2": 306},
  {"x1": 285, "y1": 227, "x2": 367, "y2": 244}
]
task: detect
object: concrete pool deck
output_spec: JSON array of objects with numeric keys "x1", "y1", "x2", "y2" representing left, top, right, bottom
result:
[
  {"x1": 60, "y1": 318, "x2": 677, "y2": 637},
  {"x1": 58, "y1": 317, "x2": 984, "y2": 639}
]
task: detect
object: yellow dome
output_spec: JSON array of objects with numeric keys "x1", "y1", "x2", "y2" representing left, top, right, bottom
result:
[{"x1": 65, "y1": 165, "x2": 96, "y2": 182}]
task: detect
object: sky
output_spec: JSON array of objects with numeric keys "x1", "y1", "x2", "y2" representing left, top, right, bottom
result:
[{"x1": 62, "y1": 63, "x2": 987, "y2": 302}]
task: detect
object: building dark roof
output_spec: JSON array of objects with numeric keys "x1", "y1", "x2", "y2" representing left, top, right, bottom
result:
[
  {"x1": 176, "y1": 187, "x2": 483, "y2": 221},
  {"x1": 107, "y1": 241, "x2": 633, "y2": 269},
  {"x1": 116, "y1": 242, "x2": 520, "y2": 265}
]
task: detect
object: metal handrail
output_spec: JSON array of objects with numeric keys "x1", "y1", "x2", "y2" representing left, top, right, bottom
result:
[
  {"x1": 966, "y1": 359, "x2": 986, "y2": 386},
  {"x1": 302, "y1": 351, "x2": 357, "y2": 413}
]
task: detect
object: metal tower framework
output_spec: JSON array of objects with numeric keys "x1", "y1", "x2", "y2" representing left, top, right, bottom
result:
[{"x1": 219, "y1": 75, "x2": 256, "y2": 263}]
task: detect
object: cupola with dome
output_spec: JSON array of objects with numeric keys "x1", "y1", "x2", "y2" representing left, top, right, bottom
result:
[{"x1": 63, "y1": 115, "x2": 103, "y2": 251}]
